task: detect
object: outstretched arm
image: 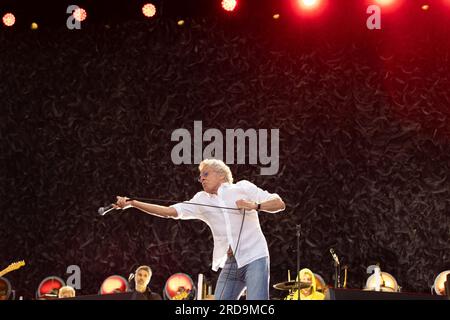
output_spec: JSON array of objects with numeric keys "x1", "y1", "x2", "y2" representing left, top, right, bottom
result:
[{"x1": 114, "y1": 196, "x2": 178, "y2": 218}]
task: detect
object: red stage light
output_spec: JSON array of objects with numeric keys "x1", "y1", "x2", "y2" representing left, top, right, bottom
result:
[
  {"x1": 373, "y1": 0, "x2": 404, "y2": 10},
  {"x1": 36, "y1": 276, "x2": 65, "y2": 300},
  {"x1": 291, "y1": 0, "x2": 326, "y2": 16},
  {"x1": 100, "y1": 275, "x2": 129, "y2": 294},
  {"x1": 222, "y1": 0, "x2": 237, "y2": 12},
  {"x1": 299, "y1": 0, "x2": 321, "y2": 9},
  {"x1": 142, "y1": 3, "x2": 157, "y2": 17},
  {"x1": 164, "y1": 273, "x2": 195, "y2": 300},
  {"x1": 366, "y1": 0, "x2": 404, "y2": 12},
  {"x1": 433, "y1": 270, "x2": 450, "y2": 295},
  {"x1": 0, "y1": 277, "x2": 12, "y2": 300},
  {"x1": 2, "y1": 13, "x2": 15, "y2": 27},
  {"x1": 375, "y1": 0, "x2": 396, "y2": 5},
  {"x1": 73, "y1": 8, "x2": 87, "y2": 22}
]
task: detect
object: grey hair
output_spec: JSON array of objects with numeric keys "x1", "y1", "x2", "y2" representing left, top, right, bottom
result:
[
  {"x1": 199, "y1": 159, "x2": 233, "y2": 183},
  {"x1": 136, "y1": 265, "x2": 152, "y2": 277},
  {"x1": 58, "y1": 286, "x2": 76, "y2": 298}
]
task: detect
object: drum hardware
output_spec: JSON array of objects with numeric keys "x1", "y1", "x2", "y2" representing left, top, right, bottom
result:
[
  {"x1": 343, "y1": 265, "x2": 348, "y2": 289},
  {"x1": 273, "y1": 280, "x2": 312, "y2": 291},
  {"x1": 295, "y1": 224, "x2": 301, "y2": 300}
]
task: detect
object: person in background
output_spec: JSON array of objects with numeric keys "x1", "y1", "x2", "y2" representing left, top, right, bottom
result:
[
  {"x1": 58, "y1": 286, "x2": 76, "y2": 299},
  {"x1": 131, "y1": 265, "x2": 162, "y2": 300},
  {"x1": 285, "y1": 268, "x2": 325, "y2": 300}
]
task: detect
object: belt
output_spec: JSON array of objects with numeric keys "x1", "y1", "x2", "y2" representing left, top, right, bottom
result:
[{"x1": 227, "y1": 247, "x2": 234, "y2": 257}]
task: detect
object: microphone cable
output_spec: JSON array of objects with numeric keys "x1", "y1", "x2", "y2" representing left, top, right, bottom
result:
[
  {"x1": 128, "y1": 197, "x2": 242, "y2": 214},
  {"x1": 216, "y1": 208, "x2": 247, "y2": 301},
  {"x1": 115, "y1": 196, "x2": 252, "y2": 300}
]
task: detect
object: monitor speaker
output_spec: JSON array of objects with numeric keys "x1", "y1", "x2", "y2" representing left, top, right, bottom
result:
[
  {"x1": 67, "y1": 292, "x2": 146, "y2": 300},
  {"x1": 326, "y1": 288, "x2": 448, "y2": 300}
]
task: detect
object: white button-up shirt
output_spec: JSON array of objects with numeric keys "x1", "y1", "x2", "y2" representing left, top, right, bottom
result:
[{"x1": 170, "y1": 180, "x2": 281, "y2": 271}]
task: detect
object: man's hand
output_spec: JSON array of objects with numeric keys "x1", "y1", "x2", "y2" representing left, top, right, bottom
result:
[
  {"x1": 235, "y1": 199, "x2": 258, "y2": 211},
  {"x1": 114, "y1": 196, "x2": 133, "y2": 209}
]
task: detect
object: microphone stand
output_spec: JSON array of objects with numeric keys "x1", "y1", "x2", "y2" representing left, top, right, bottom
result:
[
  {"x1": 334, "y1": 261, "x2": 340, "y2": 288},
  {"x1": 296, "y1": 224, "x2": 301, "y2": 300},
  {"x1": 330, "y1": 248, "x2": 341, "y2": 288}
]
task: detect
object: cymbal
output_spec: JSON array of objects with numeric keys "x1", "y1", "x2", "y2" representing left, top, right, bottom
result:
[{"x1": 273, "y1": 281, "x2": 311, "y2": 290}]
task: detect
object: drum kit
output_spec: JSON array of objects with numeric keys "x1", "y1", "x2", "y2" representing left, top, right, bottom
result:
[
  {"x1": 273, "y1": 267, "x2": 400, "y2": 298},
  {"x1": 273, "y1": 272, "x2": 328, "y2": 297},
  {"x1": 273, "y1": 225, "x2": 331, "y2": 299},
  {"x1": 273, "y1": 280, "x2": 311, "y2": 291},
  {"x1": 273, "y1": 225, "x2": 402, "y2": 298}
]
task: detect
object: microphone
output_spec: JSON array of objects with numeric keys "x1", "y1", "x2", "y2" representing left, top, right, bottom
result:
[
  {"x1": 98, "y1": 204, "x2": 119, "y2": 216},
  {"x1": 330, "y1": 248, "x2": 340, "y2": 265}
]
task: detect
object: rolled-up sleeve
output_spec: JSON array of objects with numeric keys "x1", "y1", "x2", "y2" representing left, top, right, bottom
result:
[
  {"x1": 170, "y1": 192, "x2": 204, "y2": 220},
  {"x1": 237, "y1": 180, "x2": 281, "y2": 203}
]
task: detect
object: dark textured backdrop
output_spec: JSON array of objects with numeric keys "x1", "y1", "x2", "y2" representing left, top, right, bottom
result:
[{"x1": 1, "y1": 8, "x2": 449, "y2": 299}]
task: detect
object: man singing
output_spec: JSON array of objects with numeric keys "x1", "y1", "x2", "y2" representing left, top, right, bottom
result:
[{"x1": 115, "y1": 159, "x2": 285, "y2": 300}]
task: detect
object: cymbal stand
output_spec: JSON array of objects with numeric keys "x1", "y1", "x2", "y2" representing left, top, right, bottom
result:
[{"x1": 296, "y1": 224, "x2": 301, "y2": 300}]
